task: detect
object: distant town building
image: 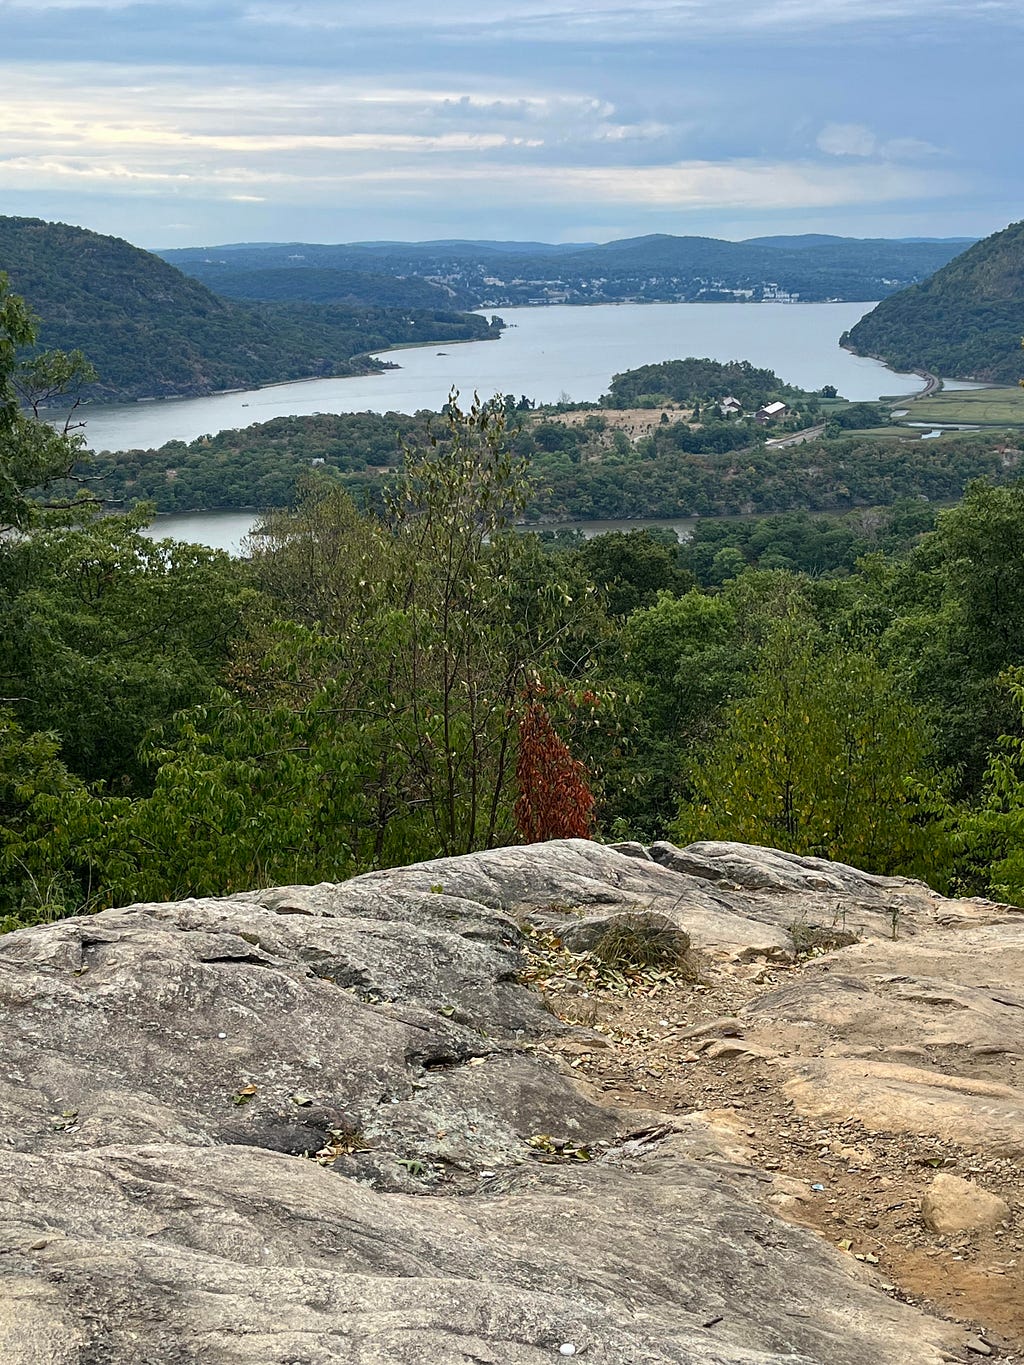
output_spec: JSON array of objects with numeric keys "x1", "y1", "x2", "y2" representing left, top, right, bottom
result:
[
  {"x1": 718, "y1": 396, "x2": 743, "y2": 417},
  {"x1": 755, "y1": 401, "x2": 789, "y2": 425}
]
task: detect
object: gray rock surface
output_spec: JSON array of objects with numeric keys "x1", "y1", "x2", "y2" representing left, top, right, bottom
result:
[
  {"x1": 353, "y1": 837, "x2": 947, "y2": 962},
  {"x1": 0, "y1": 838, "x2": 985, "y2": 1363}
]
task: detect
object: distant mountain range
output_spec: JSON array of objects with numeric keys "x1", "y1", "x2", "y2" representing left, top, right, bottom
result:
[
  {"x1": 161, "y1": 233, "x2": 973, "y2": 309},
  {"x1": 843, "y1": 220, "x2": 1024, "y2": 384},
  {"x1": 2, "y1": 216, "x2": 1005, "y2": 403},
  {"x1": 0, "y1": 217, "x2": 498, "y2": 403}
]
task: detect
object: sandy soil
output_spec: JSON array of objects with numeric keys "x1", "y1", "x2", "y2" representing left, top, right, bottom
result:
[{"x1": 544, "y1": 957, "x2": 1024, "y2": 1362}]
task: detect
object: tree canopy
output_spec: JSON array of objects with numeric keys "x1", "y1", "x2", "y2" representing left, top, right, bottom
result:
[{"x1": 4, "y1": 276, "x2": 1024, "y2": 935}]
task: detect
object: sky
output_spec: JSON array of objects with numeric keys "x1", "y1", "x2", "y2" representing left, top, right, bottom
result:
[{"x1": 1, "y1": 0, "x2": 1021, "y2": 250}]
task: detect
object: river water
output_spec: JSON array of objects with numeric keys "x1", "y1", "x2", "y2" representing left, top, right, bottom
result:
[
  {"x1": 82, "y1": 301, "x2": 920, "y2": 455},
  {"x1": 140, "y1": 510, "x2": 707, "y2": 556}
]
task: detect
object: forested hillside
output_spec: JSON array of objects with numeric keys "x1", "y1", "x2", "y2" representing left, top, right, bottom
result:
[
  {"x1": 0, "y1": 217, "x2": 499, "y2": 403},
  {"x1": 842, "y1": 220, "x2": 1024, "y2": 383},
  {"x1": 177, "y1": 263, "x2": 472, "y2": 310},
  {"x1": 602, "y1": 357, "x2": 805, "y2": 408},
  {"x1": 161, "y1": 233, "x2": 971, "y2": 306},
  {"x1": 75, "y1": 402, "x2": 1015, "y2": 520}
]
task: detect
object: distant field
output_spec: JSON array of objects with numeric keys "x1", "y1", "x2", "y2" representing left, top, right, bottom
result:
[
  {"x1": 840, "y1": 426, "x2": 920, "y2": 440},
  {"x1": 900, "y1": 387, "x2": 1024, "y2": 428}
]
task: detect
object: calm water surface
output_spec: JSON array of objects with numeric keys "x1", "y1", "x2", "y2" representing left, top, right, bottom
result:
[
  {"x1": 83, "y1": 302, "x2": 921, "y2": 454},
  {"x1": 140, "y1": 510, "x2": 707, "y2": 556}
]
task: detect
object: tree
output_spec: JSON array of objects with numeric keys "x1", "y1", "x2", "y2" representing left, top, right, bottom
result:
[
  {"x1": 0, "y1": 708, "x2": 90, "y2": 931},
  {"x1": 675, "y1": 623, "x2": 949, "y2": 882},
  {"x1": 514, "y1": 691, "x2": 595, "y2": 843},
  {"x1": 881, "y1": 480, "x2": 1024, "y2": 793},
  {"x1": 953, "y1": 669, "x2": 1024, "y2": 905},
  {"x1": 378, "y1": 390, "x2": 601, "y2": 854},
  {"x1": 573, "y1": 528, "x2": 694, "y2": 618},
  {"x1": 247, "y1": 392, "x2": 601, "y2": 863},
  {"x1": 0, "y1": 274, "x2": 95, "y2": 531},
  {"x1": 0, "y1": 508, "x2": 248, "y2": 790}
]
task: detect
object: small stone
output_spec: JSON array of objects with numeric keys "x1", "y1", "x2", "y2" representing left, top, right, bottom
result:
[
  {"x1": 830, "y1": 1141, "x2": 875, "y2": 1167},
  {"x1": 921, "y1": 1174, "x2": 1010, "y2": 1236},
  {"x1": 964, "y1": 1336, "x2": 993, "y2": 1356},
  {"x1": 558, "y1": 1345, "x2": 577, "y2": 1357}
]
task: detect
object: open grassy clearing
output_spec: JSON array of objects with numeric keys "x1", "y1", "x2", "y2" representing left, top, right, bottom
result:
[
  {"x1": 835, "y1": 425, "x2": 918, "y2": 440},
  {"x1": 901, "y1": 386, "x2": 1024, "y2": 427}
]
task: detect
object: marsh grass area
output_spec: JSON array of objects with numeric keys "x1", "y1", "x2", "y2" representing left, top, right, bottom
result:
[
  {"x1": 847, "y1": 426, "x2": 921, "y2": 439},
  {"x1": 902, "y1": 386, "x2": 1024, "y2": 428}
]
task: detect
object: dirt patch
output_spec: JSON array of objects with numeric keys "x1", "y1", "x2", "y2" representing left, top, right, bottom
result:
[
  {"x1": 541, "y1": 954, "x2": 1024, "y2": 1363},
  {"x1": 538, "y1": 405, "x2": 696, "y2": 442}
]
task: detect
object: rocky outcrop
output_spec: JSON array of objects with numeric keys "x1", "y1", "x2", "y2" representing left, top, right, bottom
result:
[{"x1": 1, "y1": 838, "x2": 1018, "y2": 1363}]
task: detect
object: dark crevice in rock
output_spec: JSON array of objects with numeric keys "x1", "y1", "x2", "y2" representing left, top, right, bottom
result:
[
  {"x1": 194, "y1": 952, "x2": 277, "y2": 968},
  {"x1": 417, "y1": 1050, "x2": 491, "y2": 1072}
]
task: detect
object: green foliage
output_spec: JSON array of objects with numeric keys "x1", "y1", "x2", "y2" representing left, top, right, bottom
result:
[
  {"x1": 878, "y1": 481, "x2": 1024, "y2": 792},
  {"x1": 117, "y1": 416, "x2": 1013, "y2": 525},
  {"x1": 78, "y1": 410, "x2": 429, "y2": 512},
  {"x1": 603, "y1": 357, "x2": 803, "y2": 409},
  {"x1": 0, "y1": 273, "x2": 96, "y2": 530},
  {"x1": 674, "y1": 624, "x2": 950, "y2": 882},
  {"x1": 955, "y1": 671, "x2": 1024, "y2": 904},
  {"x1": 5, "y1": 273, "x2": 1024, "y2": 931},
  {"x1": 826, "y1": 401, "x2": 890, "y2": 432},
  {"x1": 0, "y1": 511, "x2": 248, "y2": 788},
  {"x1": 843, "y1": 220, "x2": 1024, "y2": 383},
  {"x1": 524, "y1": 428, "x2": 1011, "y2": 522},
  {"x1": 246, "y1": 393, "x2": 600, "y2": 862},
  {"x1": 0, "y1": 709, "x2": 92, "y2": 930},
  {"x1": 572, "y1": 529, "x2": 695, "y2": 617},
  {"x1": 592, "y1": 588, "x2": 751, "y2": 837},
  {"x1": 679, "y1": 503, "x2": 937, "y2": 582},
  {"x1": 0, "y1": 216, "x2": 499, "y2": 403},
  {"x1": 174, "y1": 264, "x2": 468, "y2": 310},
  {"x1": 81, "y1": 678, "x2": 366, "y2": 903}
]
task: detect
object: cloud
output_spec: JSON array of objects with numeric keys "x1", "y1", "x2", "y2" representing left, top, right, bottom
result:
[
  {"x1": 0, "y1": 66, "x2": 666, "y2": 185},
  {"x1": 591, "y1": 121, "x2": 672, "y2": 144},
  {"x1": 370, "y1": 159, "x2": 959, "y2": 213},
  {"x1": 0, "y1": 146, "x2": 958, "y2": 216},
  {"x1": 817, "y1": 123, "x2": 878, "y2": 157},
  {"x1": 0, "y1": 0, "x2": 1010, "y2": 249},
  {"x1": 238, "y1": 0, "x2": 1022, "y2": 40},
  {"x1": 0, "y1": 61, "x2": 960, "y2": 226},
  {"x1": 883, "y1": 136, "x2": 943, "y2": 159},
  {"x1": 817, "y1": 122, "x2": 943, "y2": 160}
]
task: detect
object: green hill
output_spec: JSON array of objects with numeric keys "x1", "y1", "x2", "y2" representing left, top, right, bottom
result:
[
  {"x1": 175, "y1": 262, "x2": 473, "y2": 309},
  {"x1": 0, "y1": 217, "x2": 499, "y2": 404},
  {"x1": 602, "y1": 357, "x2": 806, "y2": 409},
  {"x1": 162, "y1": 233, "x2": 969, "y2": 307},
  {"x1": 842, "y1": 220, "x2": 1024, "y2": 383}
]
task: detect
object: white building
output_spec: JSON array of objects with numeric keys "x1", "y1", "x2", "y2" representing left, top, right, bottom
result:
[{"x1": 755, "y1": 401, "x2": 789, "y2": 425}]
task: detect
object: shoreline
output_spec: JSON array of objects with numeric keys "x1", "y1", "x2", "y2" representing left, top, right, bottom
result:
[
  {"x1": 59, "y1": 302, "x2": 912, "y2": 416},
  {"x1": 55, "y1": 330, "x2": 504, "y2": 414},
  {"x1": 73, "y1": 301, "x2": 924, "y2": 453}
]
